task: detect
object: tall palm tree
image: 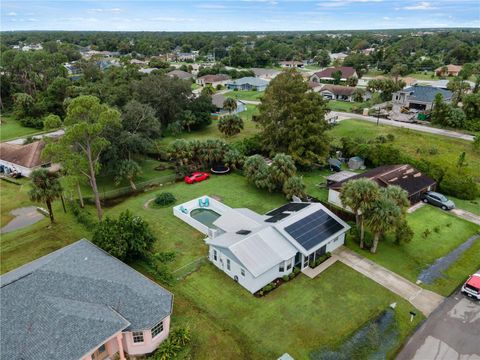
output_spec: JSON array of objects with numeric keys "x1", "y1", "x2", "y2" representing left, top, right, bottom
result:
[
  {"x1": 381, "y1": 185, "x2": 410, "y2": 214},
  {"x1": 223, "y1": 97, "x2": 237, "y2": 114},
  {"x1": 340, "y1": 178, "x2": 380, "y2": 249},
  {"x1": 28, "y1": 169, "x2": 63, "y2": 224},
  {"x1": 365, "y1": 197, "x2": 401, "y2": 253}
]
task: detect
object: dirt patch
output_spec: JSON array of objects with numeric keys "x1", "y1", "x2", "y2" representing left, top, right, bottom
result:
[
  {"x1": 1, "y1": 206, "x2": 45, "y2": 233},
  {"x1": 143, "y1": 198, "x2": 155, "y2": 209}
]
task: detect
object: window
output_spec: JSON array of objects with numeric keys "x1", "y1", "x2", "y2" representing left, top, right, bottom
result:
[
  {"x1": 241, "y1": 268, "x2": 245, "y2": 277},
  {"x1": 227, "y1": 259, "x2": 231, "y2": 270},
  {"x1": 287, "y1": 262, "x2": 292, "y2": 271},
  {"x1": 213, "y1": 249, "x2": 217, "y2": 261},
  {"x1": 132, "y1": 331, "x2": 144, "y2": 343},
  {"x1": 151, "y1": 321, "x2": 164, "y2": 338},
  {"x1": 279, "y1": 263, "x2": 284, "y2": 272}
]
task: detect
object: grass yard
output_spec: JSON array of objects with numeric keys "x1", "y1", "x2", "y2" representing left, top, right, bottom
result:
[
  {"x1": 0, "y1": 180, "x2": 88, "y2": 274},
  {"x1": 407, "y1": 72, "x2": 440, "y2": 80},
  {"x1": 326, "y1": 100, "x2": 365, "y2": 112},
  {"x1": 346, "y1": 205, "x2": 480, "y2": 296},
  {"x1": 328, "y1": 119, "x2": 480, "y2": 177},
  {"x1": 224, "y1": 90, "x2": 264, "y2": 101},
  {"x1": 1, "y1": 172, "x2": 425, "y2": 359},
  {"x1": 449, "y1": 196, "x2": 480, "y2": 216},
  {"x1": 174, "y1": 261, "x2": 424, "y2": 359},
  {"x1": 0, "y1": 114, "x2": 42, "y2": 141},
  {"x1": 162, "y1": 104, "x2": 259, "y2": 146}
]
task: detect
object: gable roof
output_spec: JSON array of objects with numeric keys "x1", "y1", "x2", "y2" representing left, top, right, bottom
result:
[
  {"x1": 226, "y1": 76, "x2": 269, "y2": 87},
  {"x1": 198, "y1": 74, "x2": 230, "y2": 83},
  {"x1": 435, "y1": 64, "x2": 462, "y2": 73},
  {"x1": 167, "y1": 69, "x2": 192, "y2": 79},
  {"x1": 401, "y1": 85, "x2": 453, "y2": 103},
  {"x1": 329, "y1": 164, "x2": 436, "y2": 196},
  {"x1": 0, "y1": 140, "x2": 47, "y2": 168},
  {"x1": 320, "y1": 84, "x2": 356, "y2": 96},
  {"x1": 1, "y1": 240, "x2": 173, "y2": 360},
  {"x1": 313, "y1": 66, "x2": 356, "y2": 79},
  {"x1": 207, "y1": 202, "x2": 350, "y2": 275}
]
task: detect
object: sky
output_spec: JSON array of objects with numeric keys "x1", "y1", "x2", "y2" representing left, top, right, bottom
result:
[{"x1": 1, "y1": 0, "x2": 479, "y2": 32}]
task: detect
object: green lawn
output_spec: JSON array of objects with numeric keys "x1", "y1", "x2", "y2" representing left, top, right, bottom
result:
[
  {"x1": 407, "y1": 72, "x2": 440, "y2": 80},
  {"x1": 0, "y1": 180, "x2": 88, "y2": 274},
  {"x1": 1, "y1": 173, "x2": 424, "y2": 359},
  {"x1": 328, "y1": 119, "x2": 480, "y2": 178},
  {"x1": 224, "y1": 90, "x2": 264, "y2": 101},
  {"x1": 162, "y1": 104, "x2": 259, "y2": 146},
  {"x1": 449, "y1": 196, "x2": 480, "y2": 216},
  {"x1": 0, "y1": 115, "x2": 42, "y2": 141},
  {"x1": 326, "y1": 100, "x2": 365, "y2": 112},
  {"x1": 346, "y1": 205, "x2": 480, "y2": 296}
]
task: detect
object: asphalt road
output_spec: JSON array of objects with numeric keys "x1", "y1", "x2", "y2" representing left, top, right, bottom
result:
[{"x1": 397, "y1": 287, "x2": 480, "y2": 360}]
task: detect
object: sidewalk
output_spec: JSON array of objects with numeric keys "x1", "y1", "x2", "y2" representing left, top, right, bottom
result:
[
  {"x1": 334, "y1": 247, "x2": 444, "y2": 316},
  {"x1": 302, "y1": 255, "x2": 338, "y2": 279}
]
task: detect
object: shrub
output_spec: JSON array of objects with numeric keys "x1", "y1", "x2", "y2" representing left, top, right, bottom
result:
[
  {"x1": 433, "y1": 226, "x2": 441, "y2": 233},
  {"x1": 293, "y1": 267, "x2": 300, "y2": 275},
  {"x1": 386, "y1": 134, "x2": 395, "y2": 142},
  {"x1": 439, "y1": 173, "x2": 479, "y2": 200},
  {"x1": 289, "y1": 272, "x2": 296, "y2": 280},
  {"x1": 282, "y1": 275, "x2": 290, "y2": 282},
  {"x1": 428, "y1": 147, "x2": 439, "y2": 155},
  {"x1": 422, "y1": 228, "x2": 431, "y2": 239},
  {"x1": 154, "y1": 192, "x2": 176, "y2": 206},
  {"x1": 395, "y1": 220, "x2": 414, "y2": 244}
]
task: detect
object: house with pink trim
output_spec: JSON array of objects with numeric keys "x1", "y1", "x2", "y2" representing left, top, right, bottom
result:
[{"x1": 0, "y1": 240, "x2": 173, "y2": 360}]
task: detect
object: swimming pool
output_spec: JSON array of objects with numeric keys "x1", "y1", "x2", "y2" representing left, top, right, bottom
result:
[{"x1": 190, "y1": 208, "x2": 221, "y2": 229}]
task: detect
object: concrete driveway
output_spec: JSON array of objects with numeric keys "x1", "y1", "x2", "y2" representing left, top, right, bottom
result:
[{"x1": 397, "y1": 287, "x2": 480, "y2": 360}]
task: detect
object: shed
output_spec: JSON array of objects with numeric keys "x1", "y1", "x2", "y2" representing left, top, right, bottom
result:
[
  {"x1": 325, "y1": 170, "x2": 357, "y2": 186},
  {"x1": 348, "y1": 156, "x2": 364, "y2": 170}
]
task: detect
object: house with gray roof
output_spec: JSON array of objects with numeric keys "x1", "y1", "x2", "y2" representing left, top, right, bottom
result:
[
  {"x1": 226, "y1": 77, "x2": 269, "y2": 91},
  {"x1": 250, "y1": 68, "x2": 281, "y2": 80},
  {"x1": 392, "y1": 85, "x2": 453, "y2": 111},
  {"x1": 211, "y1": 93, "x2": 246, "y2": 115},
  {"x1": 174, "y1": 197, "x2": 350, "y2": 294},
  {"x1": 0, "y1": 240, "x2": 173, "y2": 360}
]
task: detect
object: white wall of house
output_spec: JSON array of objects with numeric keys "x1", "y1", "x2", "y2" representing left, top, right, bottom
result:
[
  {"x1": 328, "y1": 189, "x2": 342, "y2": 208},
  {"x1": 0, "y1": 160, "x2": 37, "y2": 177},
  {"x1": 209, "y1": 245, "x2": 295, "y2": 294}
]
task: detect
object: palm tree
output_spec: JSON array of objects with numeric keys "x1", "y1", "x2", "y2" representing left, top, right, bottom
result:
[
  {"x1": 365, "y1": 197, "x2": 401, "y2": 253},
  {"x1": 340, "y1": 178, "x2": 380, "y2": 249},
  {"x1": 381, "y1": 185, "x2": 410, "y2": 214},
  {"x1": 217, "y1": 115, "x2": 244, "y2": 137},
  {"x1": 223, "y1": 97, "x2": 237, "y2": 114},
  {"x1": 28, "y1": 169, "x2": 63, "y2": 224},
  {"x1": 114, "y1": 160, "x2": 142, "y2": 191}
]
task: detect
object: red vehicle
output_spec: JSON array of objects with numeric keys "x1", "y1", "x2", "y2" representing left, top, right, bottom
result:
[
  {"x1": 462, "y1": 273, "x2": 480, "y2": 300},
  {"x1": 184, "y1": 172, "x2": 210, "y2": 184}
]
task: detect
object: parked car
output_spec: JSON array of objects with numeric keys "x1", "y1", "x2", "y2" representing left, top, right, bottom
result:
[
  {"x1": 461, "y1": 273, "x2": 480, "y2": 300},
  {"x1": 421, "y1": 191, "x2": 455, "y2": 210},
  {"x1": 184, "y1": 172, "x2": 210, "y2": 184}
]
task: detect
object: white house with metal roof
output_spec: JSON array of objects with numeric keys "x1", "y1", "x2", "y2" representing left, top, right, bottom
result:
[{"x1": 174, "y1": 197, "x2": 350, "y2": 294}]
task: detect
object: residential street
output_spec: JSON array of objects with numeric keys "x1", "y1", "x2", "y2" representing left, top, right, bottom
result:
[
  {"x1": 397, "y1": 287, "x2": 480, "y2": 360},
  {"x1": 332, "y1": 111, "x2": 475, "y2": 142}
]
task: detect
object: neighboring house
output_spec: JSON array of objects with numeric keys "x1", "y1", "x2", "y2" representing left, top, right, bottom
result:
[
  {"x1": 0, "y1": 141, "x2": 51, "y2": 177},
  {"x1": 319, "y1": 84, "x2": 358, "y2": 102},
  {"x1": 175, "y1": 52, "x2": 198, "y2": 62},
  {"x1": 130, "y1": 59, "x2": 149, "y2": 66},
  {"x1": 328, "y1": 164, "x2": 436, "y2": 208},
  {"x1": 251, "y1": 68, "x2": 281, "y2": 80},
  {"x1": 435, "y1": 64, "x2": 462, "y2": 77},
  {"x1": 211, "y1": 93, "x2": 246, "y2": 115},
  {"x1": 279, "y1": 61, "x2": 304, "y2": 68},
  {"x1": 139, "y1": 68, "x2": 159, "y2": 74},
  {"x1": 226, "y1": 77, "x2": 269, "y2": 91},
  {"x1": 166, "y1": 69, "x2": 193, "y2": 80},
  {"x1": 392, "y1": 85, "x2": 453, "y2": 111},
  {"x1": 196, "y1": 74, "x2": 231, "y2": 87},
  {"x1": 310, "y1": 67, "x2": 358, "y2": 83},
  {"x1": 308, "y1": 81, "x2": 323, "y2": 92},
  {"x1": 329, "y1": 52, "x2": 348, "y2": 63},
  {"x1": 0, "y1": 240, "x2": 174, "y2": 360},
  {"x1": 174, "y1": 197, "x2": 350, "y2": 294}
]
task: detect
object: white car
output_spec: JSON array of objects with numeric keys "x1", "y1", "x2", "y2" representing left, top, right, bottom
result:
[{"x1": 461, "y1": 273, "x2": 480, "y2": 300}]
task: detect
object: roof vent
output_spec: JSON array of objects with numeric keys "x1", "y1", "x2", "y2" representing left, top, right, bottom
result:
[{"x1": 236, "y1": 230, "x2": 251, "y2": 235}]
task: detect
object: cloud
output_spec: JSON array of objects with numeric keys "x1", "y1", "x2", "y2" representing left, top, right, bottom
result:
[
  {"x1": 383, "y1": 16, "x2": 390, "y2": 20},
  {"x1": 27, "y1": 18, "x2": 38, "y2": 22},
  {"x1": 87, "y1": 8, "x2": 124, "y2": 14},
  {"x1": 150, "y1": 17, "x2": 196, "y2": 22},
  {"x1": 7, "y1": 11, "x2": 17, "y2": 16},
  {"x1": 402, "y1": 2, "x2": 436, "y2": 10},
  {"x1": 243, "y1": 0, "x2": 278, "y2": 4}
]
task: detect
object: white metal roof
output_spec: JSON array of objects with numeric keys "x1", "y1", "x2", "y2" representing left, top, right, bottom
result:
[{"x1": 213, "y1": 208, "x2": 262, "y2": 232}]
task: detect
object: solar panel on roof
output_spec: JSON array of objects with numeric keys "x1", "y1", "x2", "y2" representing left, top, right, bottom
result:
[
  {"x1": 266, "y1": 203, "x2": 310, "y2": 216},
  {"x1": 265, "y1": 213, "x2": 290, "y2": 223},
  {"x1": 284, "y1": 210, "x2": 344, "y2": 250}
]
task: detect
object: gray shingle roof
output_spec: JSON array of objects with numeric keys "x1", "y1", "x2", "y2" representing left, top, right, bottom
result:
[
  {"x1": 0, "y1": 239, "x2": 173, "y2": 360},
  {"x1": 403, "y1": 85, "x2": 453, "y2": 103},
  {"x1": 226, "y1": 76, "x2": 269, "y2": 87}
]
